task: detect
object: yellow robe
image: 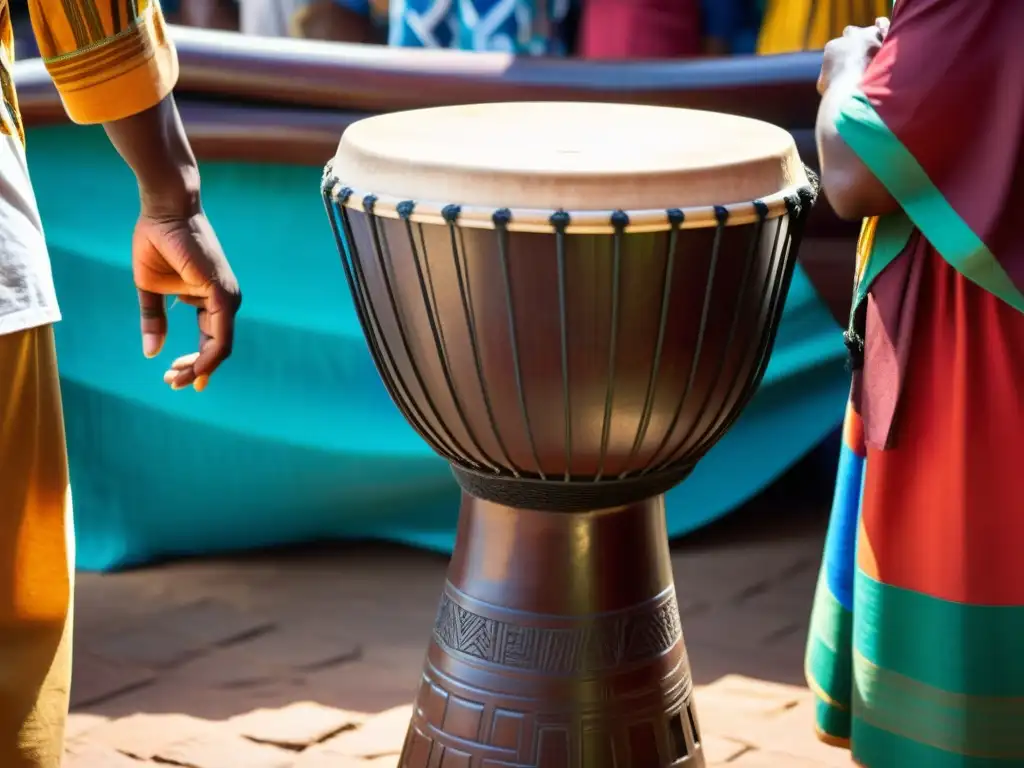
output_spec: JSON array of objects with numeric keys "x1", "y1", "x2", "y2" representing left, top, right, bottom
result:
[{"x1": 757, "y1": 0, "x2": 891, "y2": 54}]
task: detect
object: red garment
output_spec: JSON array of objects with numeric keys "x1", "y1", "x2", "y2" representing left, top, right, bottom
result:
[
  {"x1": 578, "y1": 0, "x2": 701, "y2": 59},
  {"x1": 861, "y1": 248, "x2": 1024, "y2": 607}
]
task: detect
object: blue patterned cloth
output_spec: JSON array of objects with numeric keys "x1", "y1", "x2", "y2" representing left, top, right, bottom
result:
[{"x1": 388, "y1": 0, "x2": 572, "y2": 54}]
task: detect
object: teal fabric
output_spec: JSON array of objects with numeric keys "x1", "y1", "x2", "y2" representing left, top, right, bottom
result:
[
  {"x1": 27, "y1": 124, "x2": 849, "y2": 571},
  {"x1": 838, "y1": 91, "x2": 1024, "y2": 313}
]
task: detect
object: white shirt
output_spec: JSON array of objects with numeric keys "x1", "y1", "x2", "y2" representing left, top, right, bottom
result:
[{"x1": 0, "y1": 131, "x2": 60, "y2": 336}]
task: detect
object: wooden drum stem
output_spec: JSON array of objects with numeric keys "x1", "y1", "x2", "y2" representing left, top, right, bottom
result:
[{"x1": 400, "y1": 494, "x2": 704, "y2": 767}]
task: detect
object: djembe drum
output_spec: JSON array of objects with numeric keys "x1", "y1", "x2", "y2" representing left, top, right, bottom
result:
[{"x1": 321, "y1": 102, "x2": 816, "y2": 768}]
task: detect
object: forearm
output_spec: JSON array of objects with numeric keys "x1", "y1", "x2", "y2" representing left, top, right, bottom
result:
[
  {"x1": 103, "y1": 95, "x2": 201, "y2": 219},
  {"x1": 816, "y1": 68, "x2": 898, "y2": 221}
]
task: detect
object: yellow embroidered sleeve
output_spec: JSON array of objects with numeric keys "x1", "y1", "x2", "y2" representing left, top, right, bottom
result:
[{"x1": 28, "y1": 0, "x2": 179, "y2": 125}]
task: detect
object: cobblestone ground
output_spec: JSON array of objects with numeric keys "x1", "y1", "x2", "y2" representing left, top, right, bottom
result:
[{"x1": 65, "y1": 458, "x2": 851, "y2": 766}]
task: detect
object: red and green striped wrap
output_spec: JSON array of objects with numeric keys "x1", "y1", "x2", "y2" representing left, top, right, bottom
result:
[
  {"x1": 843, "y1": 0, "x2": 1024, "y2": 449},
  {"x1": 846, "y1": 0, "x2": 1024, "y2": 322},
  {"x1": 806, "y1": 1, "x2": 1024, "y2": 765}
]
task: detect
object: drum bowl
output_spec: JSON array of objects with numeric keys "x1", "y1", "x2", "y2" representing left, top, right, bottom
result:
[
  {"x1": 321, "y1": 107, "x2": 817, "y2": 764},
  {"x1": 321, "y1": 181, "x2": 815, "y2": 512}
]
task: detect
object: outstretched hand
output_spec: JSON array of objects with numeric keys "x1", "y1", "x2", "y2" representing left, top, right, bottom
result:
[{"x1": 132, "y1": 210, "x2": 241, "y2": 392}]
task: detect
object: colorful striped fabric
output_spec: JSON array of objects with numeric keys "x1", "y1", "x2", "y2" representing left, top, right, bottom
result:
[
  {"x1": 8, "y1": 0, "x2": 177, "y2": 129},
  {"x1": 807, "y1": 1, "x2": 1024, "y2": 765},
  {"x1": 807, "y1": 255, "x2": 1024, "y2": 765}
]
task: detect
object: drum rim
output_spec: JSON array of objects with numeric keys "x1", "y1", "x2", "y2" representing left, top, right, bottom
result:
[{"x1": 322, "y1": 168, "x2": 810, "y2": 235}]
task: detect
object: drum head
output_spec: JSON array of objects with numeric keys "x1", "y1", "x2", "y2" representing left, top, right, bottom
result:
[{"x1": 331, "y1": 102, "x2": 805, "y2": 212}]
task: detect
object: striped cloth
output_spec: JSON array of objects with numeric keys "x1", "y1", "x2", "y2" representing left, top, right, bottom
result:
[
  {"x1": 806, "y1": 1, "x2": 1024, "y2": 765},
  {"x1": 3, "y1": 0, "x2": 177, "y2": 131}
]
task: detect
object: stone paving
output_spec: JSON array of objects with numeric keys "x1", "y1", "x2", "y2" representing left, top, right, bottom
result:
[{"x1": 65, "y1": 457, "x2": 851, "y2": 766}]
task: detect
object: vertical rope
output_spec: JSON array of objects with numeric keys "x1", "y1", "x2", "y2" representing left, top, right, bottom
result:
[
  {"x1": 396, "y1": 200, "x2": 486, "y2": 469},
  {"x1": 322, "y1": 185, "x2": 455, "y2": 461},
  {"x1": 620, "y1": 208, "x2": 684, "y2": 479},
  {"x1": 644, "y1": 205, "x2": 729, "y2": 474},
  {"x1": 551, "y1": 210, "x2": 573, "y2": 481},
  {"x1": 495, "y1": 208, "x2": 545, "y2": 479},
  {"x1": 445, "y1": 204, "x2": 517, "y2": 475},
  {"x1": 660, "y1": 201, "x2": 769, "y2": 470},
  {"x1": 694, "y1": 191, "x2": 811, "y2": 454},
  {"x1": 595, "y1": 210, "x2": 627, "y2": 481},
  {"x1": 361, "y1": 194, "x2": 463, "y2": 460}
]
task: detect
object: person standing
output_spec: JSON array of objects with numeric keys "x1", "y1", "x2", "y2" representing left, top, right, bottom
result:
[
  {"x1": 807, "y1": 0, "x2": 1024, "y2": 764},
  {"x1": 0, "y1": 0, "x2": 241, "y2": 763}
]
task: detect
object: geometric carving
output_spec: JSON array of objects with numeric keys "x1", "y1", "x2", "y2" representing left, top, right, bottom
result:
[
  {"x1": 669, "y1": 710, "x2": 689, "y2": 759},
  {"x1": 402, "y1": 728, "x2": 431, "y2": 765},
  {"x1": 421, "y1": 683, "x2": 448, "y2": 724},
  {"x1": 434, "y1": 589, "x2": 683, "y2": 675},
  {"x1": 489, "y1": 710, "x2": 523, "y2": 751},
  {"x1": 401, "y1": 582, "x2": 704, "y2": 767},
  {"x1": 443, "y1": 696, "x2": 484, "y2": 741},
  {"x1": 688, "y1": 701, "x2": 702, "y2": 746},
  {"x1": 441, "y1": 747, "x2": 471, "y2": 767}
]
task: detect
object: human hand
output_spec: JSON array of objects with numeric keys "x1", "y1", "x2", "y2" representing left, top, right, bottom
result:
[
  {"x1": 132, "y1": 207, "x2": 241, "y2": 392},
  {"x1": 817, "y1": 18, "x2": 889, "y2": 96}
]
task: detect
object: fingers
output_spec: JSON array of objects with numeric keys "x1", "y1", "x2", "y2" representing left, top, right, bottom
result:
[
  {"x1": 875, "y1": 17, "x2": 890, "y2": 42},
  {"x1": 162, "y1": 352, "x2": 205, "y2": 391},
  {"x1": 159, "y1": 287, "x2": 240, "y2": 392},
  {"x1": 161, "y1": 306, "x2": 211, "y2": 391},
  {"x1": 135, "y1": 210, "x2": 241, "y2": 392},
  {"x1": 191, "y1": 285, "x2": 241, "y2": 380},
  {"x1": 842, "y1": 19, "x2": 889, "y2": 42},
  {"x1": 138, "y1": 289, "x2": 168, "y2": 358}
]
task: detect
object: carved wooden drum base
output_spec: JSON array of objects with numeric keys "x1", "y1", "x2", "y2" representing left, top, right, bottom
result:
[{"x1": 399, "y1": 495, "x2": 704, "y2": 768}]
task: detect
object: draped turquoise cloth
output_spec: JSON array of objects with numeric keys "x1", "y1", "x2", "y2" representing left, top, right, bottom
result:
[{"x1": 28, "y1": 124, "x2": 848, "y2": 571}]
